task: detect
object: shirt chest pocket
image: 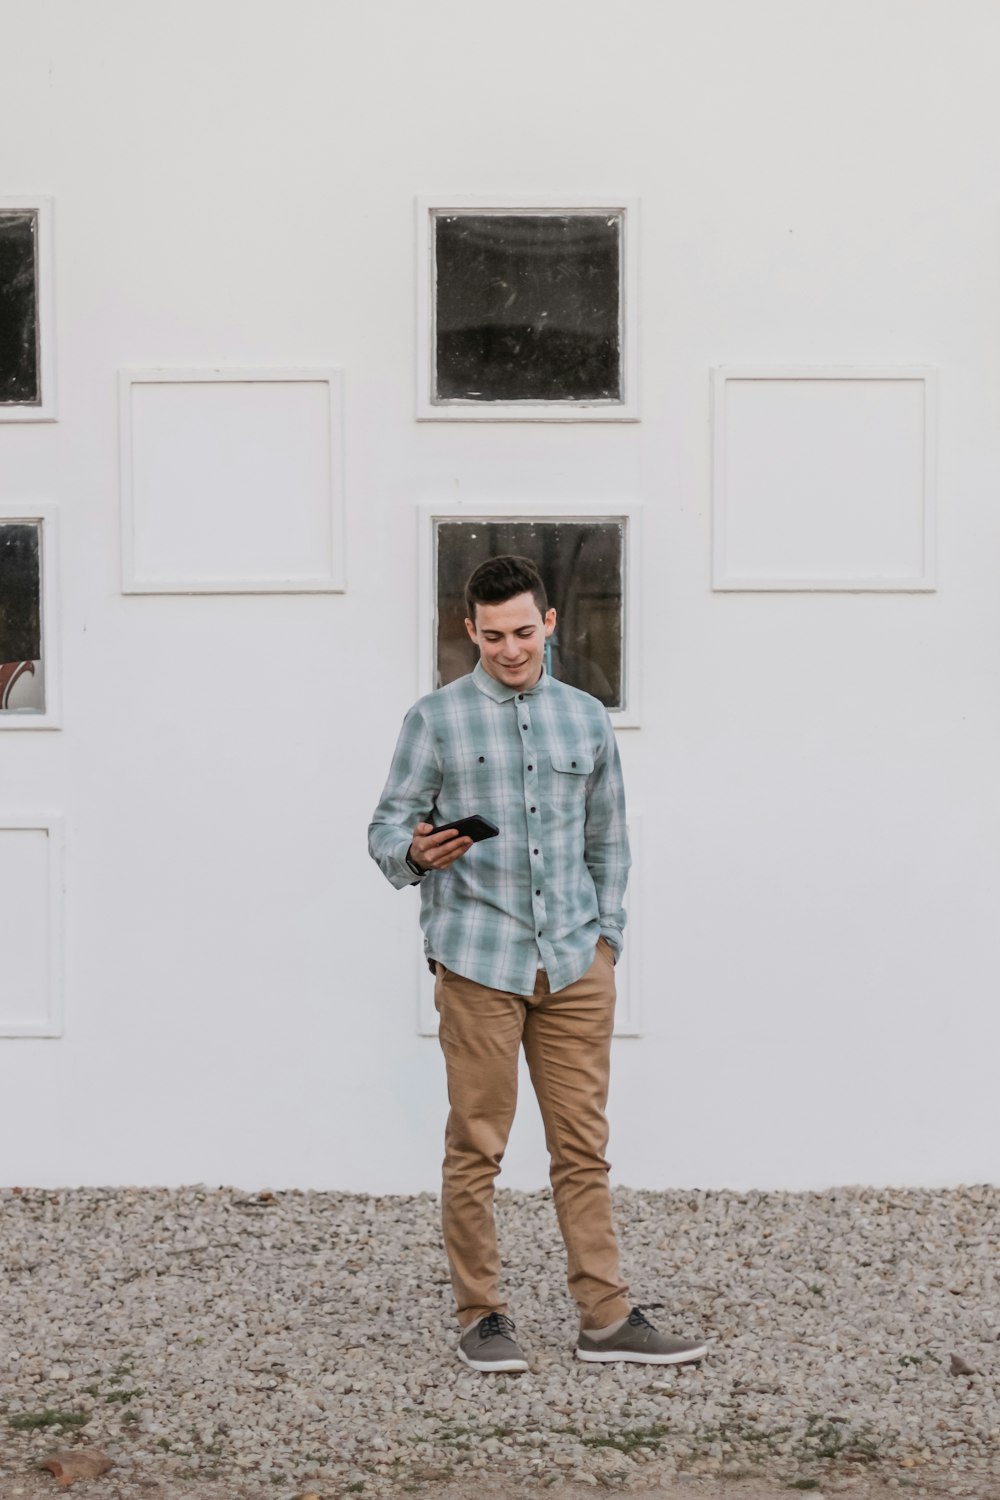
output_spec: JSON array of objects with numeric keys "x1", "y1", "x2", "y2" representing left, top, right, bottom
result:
[
  {"x1": 548, "y1": 751, "x2": 594, "y2": 807},
  {"x1": 450, "y1": 751, "x2": 501, "y2": 811}
]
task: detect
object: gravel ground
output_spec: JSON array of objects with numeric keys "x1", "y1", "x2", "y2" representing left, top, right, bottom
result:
[{"x1": 1, "y1": 1184, "x2": 997, "y2": 1500}]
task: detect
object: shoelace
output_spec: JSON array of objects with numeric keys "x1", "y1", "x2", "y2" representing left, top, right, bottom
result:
[
  {"x1": 628, "y1": 1307, "x2": 655, "y2": 1332},
  {"x1": 479, "y1": 1312, "x2": 517, "y2": 1341}
]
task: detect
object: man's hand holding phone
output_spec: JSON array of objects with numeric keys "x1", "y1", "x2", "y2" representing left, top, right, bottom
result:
[{"x1": 408, "y1": 821, "x2": 474, "y2": 873}]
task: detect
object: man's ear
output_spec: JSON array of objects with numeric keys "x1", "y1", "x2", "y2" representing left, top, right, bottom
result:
[
  {"x1": 464, "y1": 615, "x2": 478, "y2": 645},
  {"x1": 544, "y1": 608, "x2": 557, "y2": 639}
]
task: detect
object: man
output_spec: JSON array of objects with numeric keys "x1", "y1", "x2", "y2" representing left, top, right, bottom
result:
[{"x1": 369, "y1": 555, "x2": 706, "y2": 1373}]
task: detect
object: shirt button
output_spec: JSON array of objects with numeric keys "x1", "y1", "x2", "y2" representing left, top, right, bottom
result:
[
  {"x1": 535, "y1": 889, "x2": 541, "y2": 896},
  {"x1": 537, "y1": 930, "x2": 542, "y2": 937},
  {"x1": 478, "y1": 756, "x2": 485, "y2": 763},
  {"x1": 522, "y1": 723, "x2": 528, "y2": 730},
  {"x1": 530, "y1": 806, "x2": 536, "y2": 813},
  {"x1": 533, "y1": 848, "x2": 539, "y2": 855},
  {"x1": 527, "y1": 764, "x2": 533, "y2": 771},
  {"x1": 571, "y1": 760, "x2": 577, "y2": 767},
  {"x1": 518, "y1": 694, "x2": 524, "y2": 700}
]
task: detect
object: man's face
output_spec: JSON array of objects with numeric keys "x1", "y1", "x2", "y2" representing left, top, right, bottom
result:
[{"x1": 465, "y1": 591, "x2": 557, "y2": 691}]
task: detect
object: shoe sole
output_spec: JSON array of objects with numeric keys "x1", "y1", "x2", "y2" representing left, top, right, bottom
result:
[
  {"x1": 575, "y1": 1343, "x2": 708, "y2": 1366},
  {"x1": 457, "y1": 1347, "x2": 529, "y2": 1374}
]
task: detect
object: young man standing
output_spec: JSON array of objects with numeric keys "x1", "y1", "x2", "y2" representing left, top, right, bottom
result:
[{"x1": 369, "y1": 556, "x2": 706, "y2": 1373}]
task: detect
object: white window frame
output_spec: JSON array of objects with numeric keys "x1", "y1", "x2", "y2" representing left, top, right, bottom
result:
[
  {"x1": 118, "y1": 367, "x2": 347, "y2": 594},
  {"x1": 712, "y1": 364, "x2": 938, "y2": 591},
  {"x1": 0, "y1": 814, "x2": 65, "y2": 1038},
  {"x1": 416, "y1": 196, "x2": 640, "y2": 421},
  {"x1": 418, "y1": 501, "x2": 641, "y2": 729},
  {"x1": 0, "y1": 503, "x2": 61, "y2": 730},
  {"x1": 0, "y1": 196, "x2": 57, "y2": 422}
]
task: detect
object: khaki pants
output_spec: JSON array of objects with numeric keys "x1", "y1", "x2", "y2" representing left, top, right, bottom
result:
[{"x1": 434, "y1": 939, "x2": 631, "y2": 1330}]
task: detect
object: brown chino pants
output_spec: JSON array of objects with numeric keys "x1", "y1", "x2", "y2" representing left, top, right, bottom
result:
[{"x1": 434, "y1": 938, "x2": 631, "y2": 1330}]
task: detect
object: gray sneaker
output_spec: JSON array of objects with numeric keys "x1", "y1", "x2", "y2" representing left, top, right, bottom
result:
[
  {"x1": 576, "y1": 1307, "x2": 707, "y2": 1365},
  {"x1": 457, "y1": 1312, "x2": 529, "y2": 1373}
]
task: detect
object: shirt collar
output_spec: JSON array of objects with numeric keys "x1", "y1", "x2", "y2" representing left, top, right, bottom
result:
[{"x1": 472, "y1": 659, "x2": 549, "y2": 703}]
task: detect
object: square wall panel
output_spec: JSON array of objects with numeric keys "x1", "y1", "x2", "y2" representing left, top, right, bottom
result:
[
  {"x1": 120, "y1": 369, "x2": 345, "y2": 592},
  {"x1": 0, "y1": 818, "x2": 63, "y2": 1037},
  {"x1": 713, "y1": 367, "x2": 937, "y2": 590}
]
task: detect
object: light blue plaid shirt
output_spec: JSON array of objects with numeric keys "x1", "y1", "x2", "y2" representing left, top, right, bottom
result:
[{"x1": 368, "y1": 662, "x2": 630, "y2": 995}]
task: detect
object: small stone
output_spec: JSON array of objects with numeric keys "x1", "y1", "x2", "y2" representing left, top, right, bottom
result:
[
  {"x1": 950, "y1": 1353, "x2": 977, "y2": 1376},
  {"x1": 38, "y1": 1449, "x2": 114, "y2": 1485}
]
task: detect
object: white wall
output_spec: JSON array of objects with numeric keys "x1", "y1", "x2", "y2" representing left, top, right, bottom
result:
[{"x1": 2, "y1": 0, "x2": 999, "y2": 1190}]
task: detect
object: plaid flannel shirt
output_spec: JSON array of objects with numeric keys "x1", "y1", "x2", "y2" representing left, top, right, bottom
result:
[{"x1": 368, "y1": 661, "x2": 630, "y2": 995}]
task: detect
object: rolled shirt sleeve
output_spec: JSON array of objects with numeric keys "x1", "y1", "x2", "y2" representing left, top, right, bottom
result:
[{"x1": 368, "y1": 705, "x2": 442, "y2": 889}]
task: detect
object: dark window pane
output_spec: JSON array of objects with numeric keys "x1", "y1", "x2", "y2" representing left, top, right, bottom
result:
[
  {"x1": 434, "y1": 214, "x2": 621, "y2": 404},
  {"x1": 437, "y1": 520, "x2": 624, "y2": 709},
  {"x1": 0, "y1": 523, "x2": 42, "y2": 662},
  {"x1": 0, "y1": 212, "x2": 40, "y2": 406}
]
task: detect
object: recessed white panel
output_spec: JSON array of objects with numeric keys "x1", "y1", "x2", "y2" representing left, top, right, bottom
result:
[
  {"x1": 713, "y1": 368, "x2": 936, "y2": 590},
  {"x1": 120, "y1": 370, "x2": 345, "y2": 592},
  {"x1": 0, "y1": 820, "x2": 62, "y2": 1036}
]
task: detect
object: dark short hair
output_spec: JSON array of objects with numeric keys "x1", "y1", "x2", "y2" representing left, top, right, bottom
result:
[{"x1": 464, "y1": 555, "x2": 548, "y2": 622}]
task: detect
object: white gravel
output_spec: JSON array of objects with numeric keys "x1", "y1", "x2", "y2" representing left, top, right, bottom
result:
[{"x1": 1, "y1": 1184, "x2": 997, "y2": 1499}]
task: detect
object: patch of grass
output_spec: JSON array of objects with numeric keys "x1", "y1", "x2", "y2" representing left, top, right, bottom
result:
[
  {"x1": 436, "y1": 1421, "x2": 514, "y2": 1447},
  {"x1": 787, "y1": 1482, "x2": 822, "y2": 1492},
  {"x1": 8, "y1": 1408, "x2": 90, "y2": 1431},
  {"x1": 104, "y1": 1386, "x2": 145, "y2": 1404},
  {"x1": 106, "y1": 1359, "x2": 135, "y2": 1388},
  {"x1": 795, "y1": 1414, "x2": 885, "y2": 1464},
  {"x1": 582, "y1": 1424, "x2": 668, "y2": 1454},
  {"x1": 345, "y1": 1484, "x2": 365, "y2": 1495},
  {"x1": 692, "y1": 1419, "x2": 792, "y2": 1460}
]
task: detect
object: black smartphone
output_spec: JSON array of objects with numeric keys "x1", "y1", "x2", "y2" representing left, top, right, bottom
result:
[{"x1": 435, "y1": 814, "x2": 500, "y2": 842}]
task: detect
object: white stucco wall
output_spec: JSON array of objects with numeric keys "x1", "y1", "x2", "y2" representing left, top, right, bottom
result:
[{"x1": 2, "y1": 0, "x2": 999, "y2": 1190}]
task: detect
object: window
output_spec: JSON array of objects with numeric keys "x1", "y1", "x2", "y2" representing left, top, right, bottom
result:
[
  {"x1": 0, "y1": 508, "x2": 60, "y2": 728},
  {"x1": 0, "y1": 522, "x2": 44, "y2": 715},
  {"x1": 421, "y1": 506, "x2": 640, "y2": 727},
  {"x1": 0, "y1": 199, "x2": 55, "y2": 420},
  {"x1": 417, "y1": 198, "x2": 639, "y2": 420}
]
